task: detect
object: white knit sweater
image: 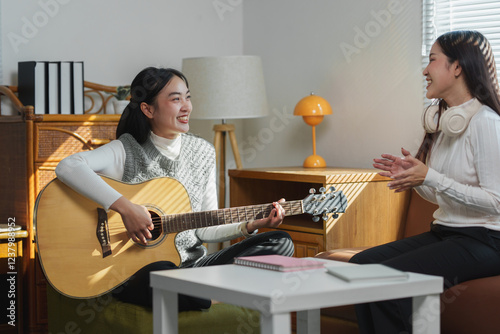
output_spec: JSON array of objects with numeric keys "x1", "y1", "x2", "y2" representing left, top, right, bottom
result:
[{"x1": 416, "y1": 101, "x2": 500, "y2": 231}]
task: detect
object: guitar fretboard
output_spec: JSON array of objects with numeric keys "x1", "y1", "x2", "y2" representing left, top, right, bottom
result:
[{"x1": 163, "y1": 200, "x2": 304, "y2": 234}]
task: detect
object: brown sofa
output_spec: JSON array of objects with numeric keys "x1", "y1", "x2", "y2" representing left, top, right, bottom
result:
[{"x1": 316, "y1": 190, "x2": 500, "y2": 334}]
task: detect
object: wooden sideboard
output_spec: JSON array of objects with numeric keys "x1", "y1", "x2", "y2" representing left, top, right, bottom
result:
[
  {"x1": 229, "y1": 167, "x2": 411, "y2": 257},
  {"x1": 0, "y1": 85, "x2": 121, "y2": 333}
]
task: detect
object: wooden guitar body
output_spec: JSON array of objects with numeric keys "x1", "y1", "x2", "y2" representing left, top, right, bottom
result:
[{"x1": 34, "y1": 176, "x2": 191, "y2": 298}]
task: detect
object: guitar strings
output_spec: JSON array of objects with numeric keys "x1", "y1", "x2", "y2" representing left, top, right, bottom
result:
[
  {"x1": 106, "y1": 201, "x2": 306, "y2": 235},
  {"x1": 149, "y1": 201, "x2": 303, "y2": 228}
]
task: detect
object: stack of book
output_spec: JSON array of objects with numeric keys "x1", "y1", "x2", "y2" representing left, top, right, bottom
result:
[{"x1": 18, "y1": 61, "x2": 84, "y2": 115}]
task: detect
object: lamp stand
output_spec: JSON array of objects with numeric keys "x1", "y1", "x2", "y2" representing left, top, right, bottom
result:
[
  {"x1": 213, "y1": 123, "x2": 242, "y2": 208},
  {"x1": 303, "y1": 121, "x2": 327, "y2": 168}
]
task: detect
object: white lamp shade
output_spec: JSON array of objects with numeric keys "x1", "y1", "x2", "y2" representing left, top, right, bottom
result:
[{"x1": 182, "y1": 56, "x2": 269, "y2": 120}]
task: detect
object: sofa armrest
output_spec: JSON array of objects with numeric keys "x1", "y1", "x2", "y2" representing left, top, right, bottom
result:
[{"x1": 315, "y1": 247, "x2": 368, "y2": 262}]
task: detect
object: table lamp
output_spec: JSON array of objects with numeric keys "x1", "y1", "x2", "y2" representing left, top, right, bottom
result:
[
  {"x1": 182, "y1": 56, "x2": 269, "y2": 207},
  {"x1": 294, "y1": 93, "x2": 332, "y2": 168}
]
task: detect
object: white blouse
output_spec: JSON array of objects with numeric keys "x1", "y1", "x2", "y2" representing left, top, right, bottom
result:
[
  {"x1": 55, "y1": 133, "x2": 253, "y2": 242},
  {"x1": 416, "y1": 102, "x2": 500, "y2": 231}
]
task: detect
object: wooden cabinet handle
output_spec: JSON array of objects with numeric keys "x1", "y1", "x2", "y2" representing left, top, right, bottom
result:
[
  {"x1": 87, "y1": 138, "x2": 111, "y2": 147},
  {"x1": 42, "y1": 127, "x2": 92, "y2": 150},
  {"x1": 42, "y1": 127, "x2": 111, "y2": 150}
]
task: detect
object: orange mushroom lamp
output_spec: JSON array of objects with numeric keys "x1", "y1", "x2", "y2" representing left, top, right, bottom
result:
[{"x1": 294, "y1": 92, "x2": 333, "y2": 168}]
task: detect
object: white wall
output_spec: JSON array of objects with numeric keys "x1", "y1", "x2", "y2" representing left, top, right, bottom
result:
[
  {"x1": 1, "y1": 0, "x2": 243, "y2": 140},
  {"x1": 242, "y1": 0, "x2": 424, "y2": 169},
  {"x1": 1, "y1": 0, "x2": 424, "y2": 170},
  {"x1": 2, "y1": 0, "x2": 243, "y2": 82}
]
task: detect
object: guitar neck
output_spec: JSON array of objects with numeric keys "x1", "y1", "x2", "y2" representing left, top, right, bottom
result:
[{"x1": 163, "y1": 200, "x2": 304, "y2": 233}]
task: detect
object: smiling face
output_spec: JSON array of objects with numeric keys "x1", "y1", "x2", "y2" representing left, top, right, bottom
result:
[
  {"x1": 422, "y1": 41, "x2": 477, "y2": 107},
  {"x1": 423, "y1": 42, "x2": 463, "y2": 104},
  {"x1": 141, "y1": 75, "x2": 192, "y2": 139}
]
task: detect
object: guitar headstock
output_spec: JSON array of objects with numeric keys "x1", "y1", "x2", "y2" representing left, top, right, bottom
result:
[{"x1": 302, "y1": 187, "x2": 348, "y2": 222}]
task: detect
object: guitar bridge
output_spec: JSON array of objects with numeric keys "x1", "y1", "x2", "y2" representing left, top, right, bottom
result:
[{"x1": 97, "y1": 208, "x2": 112, "y2": 258}]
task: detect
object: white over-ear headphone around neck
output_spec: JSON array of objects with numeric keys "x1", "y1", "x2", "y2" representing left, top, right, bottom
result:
[{"x1": 422, "y1": 98, "x2": 483, "y2": 137}]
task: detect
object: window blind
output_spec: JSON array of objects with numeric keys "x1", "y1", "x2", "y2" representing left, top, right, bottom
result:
[{"x1": 422, "y1": 0, "x2": 500, "y2": 105}]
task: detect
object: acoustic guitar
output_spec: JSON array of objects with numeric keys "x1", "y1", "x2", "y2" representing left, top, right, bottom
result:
[{"x1": 34, "y1": 176, "x2": 347, "y2": 298}]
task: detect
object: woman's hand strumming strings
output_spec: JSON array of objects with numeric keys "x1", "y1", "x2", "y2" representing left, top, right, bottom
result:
[{"x1": 110, "y1": 196, "x2": 154, "y2": 244}]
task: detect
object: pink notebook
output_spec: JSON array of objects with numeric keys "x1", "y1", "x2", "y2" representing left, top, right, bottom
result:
[{"x1": 234, "y1": 255, "x2": 325, "y2": 272}]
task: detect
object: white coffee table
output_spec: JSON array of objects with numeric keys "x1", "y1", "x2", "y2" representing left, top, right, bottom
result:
[{"x1": 151, "y1": 261, "x2": 443, "y2": 334}]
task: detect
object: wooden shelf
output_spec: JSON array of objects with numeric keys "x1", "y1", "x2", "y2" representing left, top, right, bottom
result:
[
  {"x1": 229, "y1": 167, "x2": 410, "y2": 257},
  {"x1": 228, "y1": 166, "x2": 390, "y2": 183}
]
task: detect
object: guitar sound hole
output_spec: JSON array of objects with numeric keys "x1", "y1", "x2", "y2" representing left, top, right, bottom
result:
[{"x1": 148, "y1": 211, "x2": 162, "y2": 241}]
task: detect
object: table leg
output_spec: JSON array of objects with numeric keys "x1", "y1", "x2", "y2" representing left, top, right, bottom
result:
[
  {"x1": 153, "y1": 289, "x2": 178, "y2": 334},
  {"x1": 260, "y1": 312, "x2": 291, "y2": 334},
  {"x1": 412, "y1": 293, "x2": 440, "y2": 334},
  {"x1": 296, "y1": 309, "x2": 320, "y2": 334}
]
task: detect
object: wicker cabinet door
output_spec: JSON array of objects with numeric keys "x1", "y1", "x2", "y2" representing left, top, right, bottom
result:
[
  {"x1": 34, "y1": 122, "x2": 117, "y2": 163},
  {"x1": 34, "y1": 165, "x2": 57, "y2": 196}
]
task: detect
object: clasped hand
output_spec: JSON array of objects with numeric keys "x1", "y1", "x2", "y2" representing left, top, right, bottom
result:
[{"x1": 373, "y1": 148, "x2": 428, "y2": 193}]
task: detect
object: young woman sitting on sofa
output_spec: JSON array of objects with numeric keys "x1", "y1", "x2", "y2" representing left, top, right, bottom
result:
[{"x1": 350, "y1": 30, "x2": 500, "y2": 333}]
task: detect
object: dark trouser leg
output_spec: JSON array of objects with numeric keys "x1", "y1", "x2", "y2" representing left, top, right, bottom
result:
[
  {"x1": 112, "y1": 261, "x2": 211, "y2": 311},
  {"x1": 350, "y1": 224, "x2": 500, "y2": 334},
  {"x1": 192, "y1": 231, "x2": 294, "y2": 267}
]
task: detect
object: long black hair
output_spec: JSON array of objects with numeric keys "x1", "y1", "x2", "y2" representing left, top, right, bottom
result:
[
  {"x1": 115, "y1": 67, "x2": 189, "y2": 144},
  {"x1": 416, "y1": 30, "x2": 500, "y2": 162}
]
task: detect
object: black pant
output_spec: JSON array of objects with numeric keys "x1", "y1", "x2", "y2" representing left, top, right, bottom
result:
[
  {"x1": 112, "y1": 230, "x2": 294, "y2": 310},
  {"x1": 350, "y1": 223, "x2": 500, "y2": 334}
]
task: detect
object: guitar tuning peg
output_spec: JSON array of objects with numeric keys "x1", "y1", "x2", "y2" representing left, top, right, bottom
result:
[
  {"x1": 322, "y1": 212, "x2": 329, "y2": 221},
  {"x1": 332, "y1": 213, "x2": 339, "y2": 219},
  {"x1": 319, "y1": 187, "x2": 326, "y2": 193},
  {"x1": 309, "y1": 188, "x2": 316, "y2": 194},
  {"x1": 312, "y1": 216, "x2": 320, "y2": 222},
  {"x1": 329, "y1": 186, "x2": 336, "y2": 192}
]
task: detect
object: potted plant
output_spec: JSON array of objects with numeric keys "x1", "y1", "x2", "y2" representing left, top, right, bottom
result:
[{"x1": 111, "y1": 85, "x2": 131, "y2": 114}]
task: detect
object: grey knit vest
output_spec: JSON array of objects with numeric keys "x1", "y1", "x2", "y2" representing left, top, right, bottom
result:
[{"x1": 118, "y1": 132, "x2": 216, "y2": 267}]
